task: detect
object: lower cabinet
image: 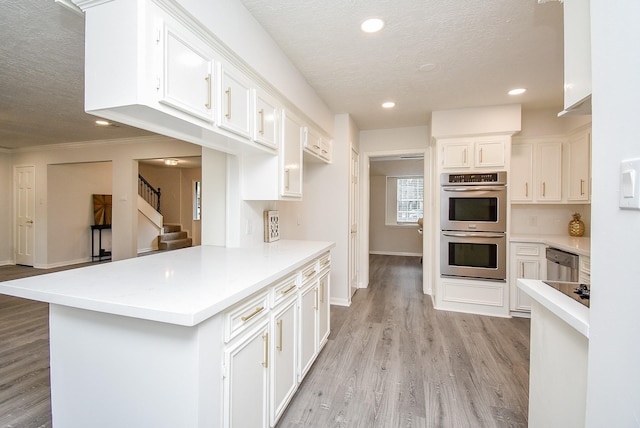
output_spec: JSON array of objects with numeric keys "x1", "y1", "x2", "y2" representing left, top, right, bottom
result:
[
  {"x1": 223, "y1": 252, "x2": 330, "y2": 427},
  {"x1": 224, "y1": 320, "x2": 270, "y2": 428},
  {"x1": 509, "y1": 243, "x2": 546, "y2": 313},
  {"x1": 270, "y1": 297, "x2": 298, "y2": 426}
]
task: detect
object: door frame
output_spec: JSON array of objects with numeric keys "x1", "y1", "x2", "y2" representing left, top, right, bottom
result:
[
  {"x1": 348, "y1": 144, "x2": 359, "y2": 302},
  {"x1": 359, "y1": 149, "x2": 433, "y2": 295}
]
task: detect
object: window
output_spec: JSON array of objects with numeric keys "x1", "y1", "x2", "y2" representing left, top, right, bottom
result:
[{"x1": 385, "y1": 176, "x2": 424, "y2": 225}]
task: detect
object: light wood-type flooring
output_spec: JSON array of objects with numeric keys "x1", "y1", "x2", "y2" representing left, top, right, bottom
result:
[{"x1": 0, "y1": 256, "x2": 530, "y2": 427}]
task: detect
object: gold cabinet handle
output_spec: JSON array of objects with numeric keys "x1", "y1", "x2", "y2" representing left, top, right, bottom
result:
[
  {"x1": 277, "y1": 319, "x2": 283, "y2": 351},
  {"x1": 314, "y1": 288, "x2": 319, "y2": 310},
  {"x1": 321, "y1": 260, "x2": 330, "y2": 267},
  {"x1": 525, "y1": 182, "x2": 528, "y2": 198},
  {"x1": 204, "y1": 74, "x2": 212, "y2": 109},
  {"x1": 580, "y1": 179, "x2": 585, "y2": 196},
  {"x1": 225, "y1": 87, "x2": 232, "y2": 119},
  {"x1": 258, "y1": 108, "x2": 265, "y2": 135},
  {"x1": 240, "y1": 306, "x2": 264, "y2": 322},
  {"x1": 320, "y1": 282, "x2": 324, "y2": 304},
  {"x1": 285, "y1": 169, "x2": 290, "y2": 190},
  {"x1": 262, "y1": 332, "x2": 269, "y2": 368},
  {"x1": 280, "y1": 284, "x2": 296, "y2": 295},
  {"x1": 542, "y1": 182, "x2": 546, "y2": 197},
  {"x1": 304, "y1": 270, "x2": 317, "y2": 278},
  {"x1": 463, "y1": 148, "x2": 467, "y2": 164},
  {"x1": 521, "y1": 263, "x2": 524, "y2": 278},
  {"x1": 479, "y1": 147, "x2": 483, "y2": 163}
]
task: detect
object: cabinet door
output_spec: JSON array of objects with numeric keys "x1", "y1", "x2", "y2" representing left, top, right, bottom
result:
[
  {"x1": 475, "y1": 140, "x2": 505, "y2": 168},
  {"x1": 304, "y1": 126, "x2": 322, "y2": 158},
  {"x1": 442, "y1": 142, "x2": 471, "y2": 169},
  {"x1": 218, "y1": 64, "x2": 252, "y2": 139},
  {"x1": 160, "y1": 22, "x2": 214, "y2": 122},
  {"x1": 298, "y1": 283, "x2": 317, "y2": 381},
  {"x1": 224, "y1": 322, "x2": 269, "y2": 428},
  {"x1": 567, "y1": 130, "x2": 591, "y2": 201},
  {"x1": 270, "y1": 298, "x2": 297, "y2": 426},
  {"x1": 281, "y1": 111, "x2": 303, "y2": 198},
  {"x1": 511, "y1": 143, "x2": 534, "y2": 202},
  {"x1": 253, "y1": 89, "x2": 279, "y2": 149},
  {"x1": 319, "y1": 139, "x2": 332, "y2": 163},
  {"x1": 536, "y1": 142, "x2": 562, "y2": 202},
  {"x1": 513, "y1": 259, "x2": 537, "y2": 311},
  {"x1": 318, "y1": 272, "x2": 330, "y2": 347}
]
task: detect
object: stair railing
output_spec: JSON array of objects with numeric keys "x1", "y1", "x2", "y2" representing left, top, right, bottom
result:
[{"x1": 138, "y1": 174, "x2": 161, "y2": 213}]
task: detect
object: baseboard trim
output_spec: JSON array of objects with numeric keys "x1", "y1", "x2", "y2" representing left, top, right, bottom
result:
[
  {"x1": 42, "y1": 258, "x2": 92, "y2": 269},
  {"x1": 0, "y1": 260, "x2": 14, "y2": 267},
  {"x1": 369, "y1": 251, "x2": 423, "y2": 257},
  {"x1": 330, "y1": 297, "x2": 350, "y2": 307}
]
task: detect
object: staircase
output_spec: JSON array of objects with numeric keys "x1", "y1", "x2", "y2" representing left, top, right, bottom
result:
[{"x1": 158, "y1": 224, "x2": 192, "y2": 251}]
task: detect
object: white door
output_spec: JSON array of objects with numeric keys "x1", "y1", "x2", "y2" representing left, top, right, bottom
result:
[
  {"x1": 15, "y1": 166, "x2": 35, "y2": 266},
  {"x1": 349, "y1": 146, "x2": 359, "y2": 299}
]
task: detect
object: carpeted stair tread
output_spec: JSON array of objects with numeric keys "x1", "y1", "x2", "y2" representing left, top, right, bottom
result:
[{"x1": 158, "y1": 238, "x2": 192, "y2": 251}]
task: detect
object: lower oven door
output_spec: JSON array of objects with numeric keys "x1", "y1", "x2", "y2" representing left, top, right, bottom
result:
[{"x1": 440, "y1": 231, "x2": 506, "y2": 281}]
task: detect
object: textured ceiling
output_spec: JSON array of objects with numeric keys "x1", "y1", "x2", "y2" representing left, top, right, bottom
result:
[
  {"x1": 0, "y1": 0, "x2": 564, "y2": 149},
  {"x1": 239, "y1": 0, "x2": 565, "y2": 130}
]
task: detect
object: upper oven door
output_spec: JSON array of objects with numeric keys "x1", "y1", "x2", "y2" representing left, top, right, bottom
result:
[{"x1": 440, "y1": 185, "x2": 507, "y2": 232}]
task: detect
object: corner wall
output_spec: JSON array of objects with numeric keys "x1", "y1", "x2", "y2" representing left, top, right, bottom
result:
[{"x1": 0, "y1": 151, "x2": 13, "y2": 265}]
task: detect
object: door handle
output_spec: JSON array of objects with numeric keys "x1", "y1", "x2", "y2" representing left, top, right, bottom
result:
[{"x1": 26, "y1": 220, "x2": 34, "y2": 224}]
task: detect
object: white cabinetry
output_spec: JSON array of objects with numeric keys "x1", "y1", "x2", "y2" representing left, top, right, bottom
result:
[
  {"x1": 561, "y1": 0, "x2": 592, "y2": 114},
  {"x1": 280, "y1": 110, "x2": 304, "y2": 198},
  {"x1": 509, "y1": 243, "x2": 547, "y2": 313},
  {"x1": 222, "y1": 252, "x2": 330, "y2": 427},
  {"x1": 270, "y1": 276, "x2": 298, "y2": 426},
  {"x1": 218, "y1": 63, "x2": 252, "y2": 139},
  {"x1": 159, "y1": 21, "x2": 215, "y2": 123},
  {"x1": 510, "y1": 143, "x2": 534, "y2": 202},
  {"x1": 304, "y1": 126, "x2": 332, "y2": 163},
  {"x1": 566, "y1": 128, "x2": 591, "y2": 202},
  {"x1": 579, "y1": 256, "x2": 590, "y2": 285},
  {"x1": 439, "y1": 136, "x2": 508, "y2": 171},
  {"x1": 536, "y1": 142, "x2": 563, "y2": 202},
  {"x1": 224, "y1": 320, "x2": 269, "y2": 428},
  {"x1": 253, "y1": 89, "x2": 279, "y2": 150}
]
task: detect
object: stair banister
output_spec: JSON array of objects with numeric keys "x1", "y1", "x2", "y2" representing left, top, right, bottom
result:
[{"x1": 138, "y1": 174, "x2": 161, "y2": 213}]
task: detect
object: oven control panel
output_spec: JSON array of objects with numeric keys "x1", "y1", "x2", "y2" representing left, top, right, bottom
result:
[{"x1": 442, "y1": 171, "x2": 507, "y2": 185}]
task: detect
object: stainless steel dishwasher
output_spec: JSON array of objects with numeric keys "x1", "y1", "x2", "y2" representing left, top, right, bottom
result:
[{"x1": 546, "y1": 247, "x2": 579, "y2": 282}]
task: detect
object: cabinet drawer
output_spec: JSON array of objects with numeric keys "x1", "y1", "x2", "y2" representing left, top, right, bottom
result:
[
  {"x1": 224, "y1": 291, "x2": 270, "y2": 343},
  {"x1": 515, "y1": 245, "x2": 541, "y2": 257},
  {"x1": 318, "y1": 253, "x2": 331, "y2": 273},
  {"x1": 300, "y1": 261, "x2": 319, "y2": 286},
  {"x1": 272, "y1": 273, "x2": 298, "y2": 307}
]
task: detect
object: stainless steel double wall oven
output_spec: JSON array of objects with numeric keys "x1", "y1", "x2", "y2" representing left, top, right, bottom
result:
[{"x1": 440, "y1": 172, "x2": 507, "y2": 281}]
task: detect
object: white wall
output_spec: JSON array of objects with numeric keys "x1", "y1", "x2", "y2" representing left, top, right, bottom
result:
[
  {"x1": 11, "y1": 136, "x2": 202, "y2": 266},
  {"x1": 0, "y1": 151, "x2": 13, "y2": 265},
  {"x1": 585, "y1": 1, "x2": 640, "y2": 425},
  {"x1": 47, "y1": 162, "x2": 113, "y2": 267},
  {"x1": 511, "y1": 204, "x2": 591, "y2": 236},
  {"x1": 520, "y1": 108, "x2": 592, "y2": 138},
  {"x1": 432, "y1": 104, "x2": 521, "y2": 138},
  {"x1": 277, "y1": 114, "x2": 357, "y2": 306},
  {"x1": 180, "y1": 168, "x2": 202, "y2": 245}
]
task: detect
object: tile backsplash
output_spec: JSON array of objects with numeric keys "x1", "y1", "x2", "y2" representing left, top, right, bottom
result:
[{"x1": 511, "y1": 204, "x2": 591, "y2": 236}]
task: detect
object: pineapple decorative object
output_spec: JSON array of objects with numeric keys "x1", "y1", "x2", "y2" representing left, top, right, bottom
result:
[{"x1": 569, "y1": 212, "x2": 585, "y2": 237}]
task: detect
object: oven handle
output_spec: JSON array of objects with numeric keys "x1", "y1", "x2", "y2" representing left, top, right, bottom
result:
[
  {"x1": 442, "y1": 232, "x2": 505, "y2": 238},
  {"x1": 442, "y1": 186, "x2": 505, "y2": 192}
]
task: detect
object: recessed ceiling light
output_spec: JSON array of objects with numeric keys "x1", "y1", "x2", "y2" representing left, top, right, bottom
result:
[
  {"x1": 382, "y1": 101, "x2": 396, "y2": 109},
  {"x1": 164, "y1": 159, "x2": 179, "y2": 166},
  {"x1": 508, "y1": 88, "x2": 527, "y2": 95},
  {"x1": 95, "y1": 120, "x2": 111, "y2": 126},
  {"x1": 361, "y1": 18, "x2": 384, "y2": 33}
]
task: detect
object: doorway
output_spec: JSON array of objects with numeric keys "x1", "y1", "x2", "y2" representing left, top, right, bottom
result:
[{"x1": 349, "y1": 145, "x2": 359, "y2": 300}]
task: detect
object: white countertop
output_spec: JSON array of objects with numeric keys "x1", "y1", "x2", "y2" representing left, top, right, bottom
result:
[
  {"x1": 517, "y1": 278, "x2": 590, "y2": 337},
  {"x1": 0, "y1": 240, "x2": 335, "y2": 327},
  {"x1": 510, "y1": 234, "x2": 590, "y2": 257}
]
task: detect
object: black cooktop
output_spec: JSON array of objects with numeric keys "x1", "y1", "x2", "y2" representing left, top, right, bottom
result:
[{"x1": 543, "y1": 281, "x2": 590, "y2": 308}]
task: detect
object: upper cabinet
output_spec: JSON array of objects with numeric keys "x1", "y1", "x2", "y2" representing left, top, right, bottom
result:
[
  {"x1": 253, "y1": 89, "x2": 280, "y2": 150},
  {"x1": 511, "y1": 126, "x2": 591, "y2": 204},
  {"x1": 560, "y1": 0, "x2": 592, "y2": 115},
  {"x1": 218, "y1": 62, "x2": 252, "y2": 139},
  {"x1": 280, "y1": 110, "x2": 304, "y2": 198},
  {"x1": 160, "y1": 22, "x2": 215, "y2": 123},
  {"x1": 303, "y1": 126, "x2": 332, "y2": 164},
  {"x1": 439, "y1": 136, "x2": 509, "y2": 171},
  {"x1": 566, "y1": 127, "x2": 591, "y2": 201}
]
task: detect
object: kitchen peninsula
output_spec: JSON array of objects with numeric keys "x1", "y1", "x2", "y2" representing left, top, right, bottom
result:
[{"x1": 0, "y1": 240, "x2": 334, "y2": 428}]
